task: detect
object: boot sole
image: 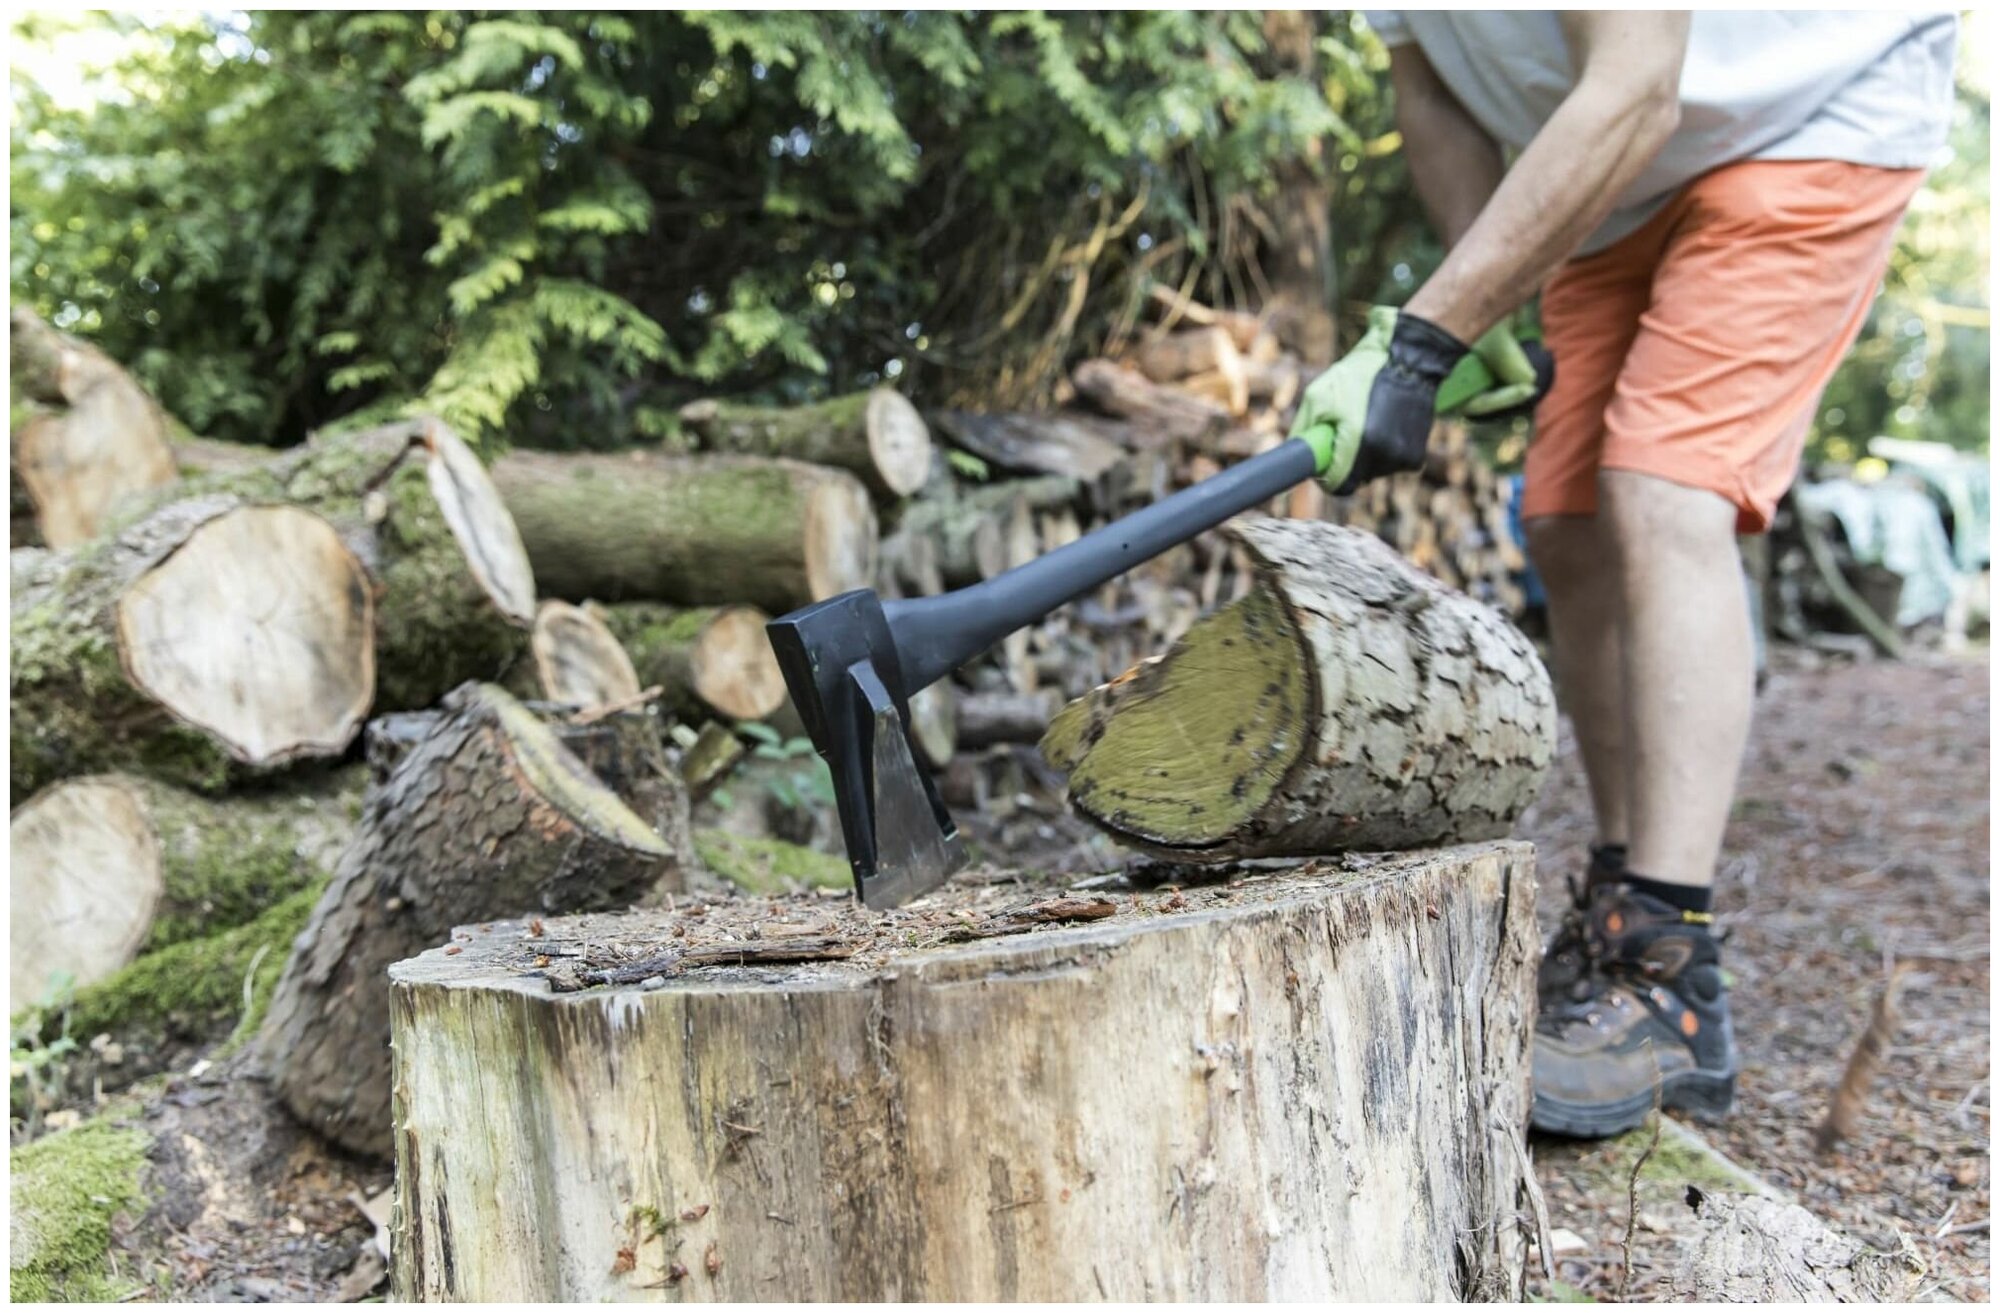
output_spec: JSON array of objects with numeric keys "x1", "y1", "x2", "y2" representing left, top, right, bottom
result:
[{"x1": 1531, "y1": 1068, "x2": 1737, "y2": 1139}]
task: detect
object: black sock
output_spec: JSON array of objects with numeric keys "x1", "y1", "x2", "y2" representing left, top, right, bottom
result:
[
  {"x1": 1588, "y1": 842, "x2": 1628, "y2": 882},
  {"x1": 1622, "y1": 871, "x2": 1714, "y2": 914}
]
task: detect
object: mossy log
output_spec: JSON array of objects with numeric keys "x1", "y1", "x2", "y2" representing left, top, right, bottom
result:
[
  {"x1": 1042, "y1": 519, "x2": 1557, "y2": 861},
  {"x1": 9, "y1": 770, "x2": 360, "y2": 1004},
  {"x1": 492, "y1": 451, "x2": 877, "y2": 614},
  {"x1": 679, "y1": 387, "x2": 932, "y2": 501},
  {"x1": 388, "y1": 844, "x2": 1538, "y2": 1300},
  {"x1": 9, "y1": 1118, "x2": 151, "y2": 1301},
  {"x1": 261, "y1": 683, "x2": 675, "y2": 1158},
  {"x1": 596, "y1": 602, "x2": 786, "y2": 722},
  {"x1": 122, "y1": 417, "x2": 538, "y2": 711},
  {"x1": 9, "y1": 308, "x2": 177, "y2": 549},
  {"x1": 10, "y1": 495, "x2": 377, "y2": 802},
  {"x1": 527, "y1": 599, "x2": 642, "y2": 710}
]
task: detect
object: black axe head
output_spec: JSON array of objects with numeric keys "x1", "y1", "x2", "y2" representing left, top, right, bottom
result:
[{"x1": 765, "y1": 590, "x2": 966, "y2": 908}]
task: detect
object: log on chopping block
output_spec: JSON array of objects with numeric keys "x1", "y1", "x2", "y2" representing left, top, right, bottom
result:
[
  {"x1": 678, "y1": 387, "x2": 933, "y2": 502},
  {"x1": 261, "y1": 683, "x2": 676, "y2": 1157},
  {"x1": 930, "y1": 409, "x2": 1131, "y2": 481},
  {"x1": 527, "y1": 599, "x2": 641, "y2": 710},
  {"x1": 121, "y1": 416, "x2": 539, "y2": 711},
  {"x1": 11, "y1": 495, "x2": 376, "y2": 802},
  {"x1": 492, "y1": 451, "x2": 877, "y2": 614},
  {"x1": 9, "y1": 308, "x2": 178, "y2": 548},
  {"x1": 387, "y1": 844, "x2": 1538, "y2": 1300},
  {"x1": 956, "y1": 687, "x2": 1063, "y2": 749},
  {"x1": 1042, "y1": 519, "x2": 1556, "y2": 861},
  {"x1": 8, "y1": 769, "x2": 360, "y2": 1005},
  {"x1": 595, "y1": 602, "x2": 787, "y2": 723}
]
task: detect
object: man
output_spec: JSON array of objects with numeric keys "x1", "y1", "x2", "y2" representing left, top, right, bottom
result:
[{"x1": 1293, "y1": 11, "x2": 1958, "y2": 1137}]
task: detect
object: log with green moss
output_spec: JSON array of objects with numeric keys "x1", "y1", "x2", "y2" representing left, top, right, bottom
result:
[
  {"x1": 117, "y1": 417, "x2": 538, "y2": 712},
  {"x1": 691, "y1": 828, "x2": 849, "y2": 895},
  {"x1": 9, "y1": 769, "x2": 361, "y2": 1005},
  {"x1": 595, "y1": 601, "x2": 786, "y2": 722},
  {"x1": 261, "y1": 683, "x2": 675, "y2": 1158},
  {"x1": 491, "y1": 451, "x2": 877, "y2": 614},
  {"x1": 10, "y1": 494, "x2": 377, "y2": 802},
  {"x1": 9, "y1": 307, "x2": 178, "y2": 549},
  {"x1": 1042, "y1": 519, "x2": 1557, "y2": 861},
  {"x1": 9, "y1": 1118, "x2": 152, "y2": 1301},
  {"x1": 679, "y1": 386, "x2": 933, "y2": 502}
]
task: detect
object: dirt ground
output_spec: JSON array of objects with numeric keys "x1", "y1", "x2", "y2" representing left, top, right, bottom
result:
[{"x1": 1518, "y1": 648, "x2": 1991, "y2": 1302}]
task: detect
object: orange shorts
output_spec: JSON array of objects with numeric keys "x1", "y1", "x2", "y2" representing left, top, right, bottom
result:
[{"x1": 1525, "y1": 159, "x2": 1927, "y2": 533}]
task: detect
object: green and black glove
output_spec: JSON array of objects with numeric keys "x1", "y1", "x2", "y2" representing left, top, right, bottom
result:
[{"x1": 1293, "y1": 307, "x2": 1555, "y2": 494}]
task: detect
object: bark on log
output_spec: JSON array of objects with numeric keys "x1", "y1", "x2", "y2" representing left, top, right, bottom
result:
[
  {"x1": 678, "y1": 388, "x2": 932, "y2": 502},
  {"x1": 387, "y1": 843, "x2": 1538, "y2": 1300},
  {"x1": 492, "y1": 451, "x2": 877, "y2": 614},
  {"x1": 11, "y1": 496, "x2": 376, "y2": 802},
  {"x1": 528, "y1": 600, "x2": 642, "y2": 710},
  {"x1": 1042, "y1": 519, "x2": 1556, "y2": 860},
  {"x1": 121, "y1": 417, "x2": 538, "y2": 712},
  {"x1": 261, "y1": 684, "x2": 674, "y2": 1158},
  {"x1": 956, "y1": 688, "x2": 1063, "y2": 749},
  {"x1": 596, "y1": 603, "x2": 786, "y2": 723},
  {"x1": 9, "y1": 308, "x2": 178, "y2": 548},
  {"x1": 9, "y1": 771, "x2": 359, "y2": 1004}
]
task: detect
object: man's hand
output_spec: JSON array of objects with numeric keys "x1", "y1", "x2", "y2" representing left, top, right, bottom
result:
[
  {"x1": 1440, "y1": 317, "x2": 1558, "y2": 422},
  {"x1": 1292, "y1": 306, "x2": 1469, "y2": 494}
]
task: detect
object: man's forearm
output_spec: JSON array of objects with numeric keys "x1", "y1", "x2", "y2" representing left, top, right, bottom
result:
[{"x1": 1406, "y1": 13, "x2": 1689, "y2": 342}]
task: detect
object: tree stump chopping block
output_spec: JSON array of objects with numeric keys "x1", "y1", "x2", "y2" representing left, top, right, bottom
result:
[{"x1": 388, "y1": 844, "x2": 1540, "y2": 1301}]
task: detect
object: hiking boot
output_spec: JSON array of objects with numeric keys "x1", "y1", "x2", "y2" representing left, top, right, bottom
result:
[
  {"x1": 1536, "y1": 843, "x2": 1628, "y2": 1007},
  {"x1": 1530, "y1": 882, "x2": 1737, "y2": 1138}
]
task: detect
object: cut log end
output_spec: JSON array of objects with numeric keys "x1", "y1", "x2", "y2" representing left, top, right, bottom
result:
[
  {"x1": 420, "y1": 419, "x2": 536, "y2": 625},
  {"x1": 9, "y1": 779, "x2": 161, "y2": 1001},
  {"x1": 864, "y1": 387, "x2": 933, "y2": 498},
  {"x1": 114, "y1": 504, "x2": 376, "y2": 767},
  {"x1": 531, "y1": 601, "x2": 641, "y2": 710},
  {"x1": 1043, "y1": 588, "x2": 1308, "y2": 848},
  {"x1": 686, "y1": 606, "x2": 785, "y2": 721},
  {"x1": 803, "y1": 472, "x2": 879, "y2": 602},
  {"x1": 484, "y1": 692, "x2": 671, "y2": 858}
]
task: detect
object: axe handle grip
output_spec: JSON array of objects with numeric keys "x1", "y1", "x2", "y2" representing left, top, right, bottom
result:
[{"x1": 883, "y1": 437, "x2": 1319, "y2": 691}]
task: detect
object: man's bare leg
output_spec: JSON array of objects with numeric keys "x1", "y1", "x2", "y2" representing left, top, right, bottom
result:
[
  {"x1": 1525, "y1": 513, "x2": 1630, "y2": 853},
  {"x1": 1598, "y1": 469, "x2": 1755, "y2": 888}
]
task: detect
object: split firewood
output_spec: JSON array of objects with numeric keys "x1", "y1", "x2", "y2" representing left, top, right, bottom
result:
[
  {"x1": 9, "y1": 307, "x2": 177, "y2": 548},
  {"x1": 595, "y1": 602, "x2": 786, "y2": 723},
  {"x1": 262, "y1": 683, "x2": 676, "y2": 1157},
  {"x1": 1127, "y1": 326, "x2": 1249, "y2": 416},
  {"x1": 1042, "y1": 520, "x2": 1555, "y2": 861},
  {"x1": 905, "y1": 680, "x2": 958, "y2": 769},
  {"x1": 1815, "y1": 966, "x2": 1906, "y2": 1153},
  {"x1": 1069, "y1": 359, "x2": 1230, "y2": 444},
  {"x1": 930, "y1": 409, "x2": 1130, "y2": 481},
  {"x1": 678, "y1": 721, "x2": 748, "y2": 803},
  {"x1": 956, "y1": 688, "x2": 1064, "y2": 749},
  {"x1": 9, "y1": 769, "x2": 360, "y2": 1004},
  {"x1": 678, "y1": 387, "x2": 933, "y2": 502},
  {"x1": 11, "y1": 495, "x2": 377, "y2": 802},
  {"x1": 493, "y1": 451, "x2": 877, "y2": 615},
  {"x1": 1143, "y1": 284, "x2": 1265, "y2": 352}
]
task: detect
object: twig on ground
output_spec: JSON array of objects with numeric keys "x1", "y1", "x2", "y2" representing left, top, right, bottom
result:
[{"x1": 1618, "y1": 1072, "x2": 1664, "y2": 1302}]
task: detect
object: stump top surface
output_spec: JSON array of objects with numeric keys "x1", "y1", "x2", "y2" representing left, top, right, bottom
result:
[{"x1": 390, "y1": 841, "x2": 1530, "y2": 999}]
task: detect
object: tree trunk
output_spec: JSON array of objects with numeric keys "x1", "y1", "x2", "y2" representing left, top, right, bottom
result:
[
  {"x1": 527, "y1": 599, "x2": 642, "y2": 710},
  {"x1": 956, "y1": 688, "x2": 1062, "y2": 749},
  {"x1": 595, "y1": 603, "x2": 786, "y2": 723},
  {"x1": 9, "y1": 308, "x2": 178, "y2": 549},
  {"x1": 9, "y1": 770, "x2": 359, "y2": 1005},
  {"x1": 260, "y1": 684, "x2": 675, "y2": 1158},
  {"x1": 1042, "y1": 519, "x2": 1556, "y2": 861},
  {"x1": 492, "y1": 451, "x2": 877, "y2": 614},
  {"x1": 124, "y1": 417, "x2": 538, "y2": 712},
  {"x1": 11, "y1": 496, "x2": 377, "y2": 802},
  {"x1": 388, "y1": 843, "x2": 1538, "y2": 1300},
  {"x1": 679, "y1": 388, "x2": 932, "y2": 502}
]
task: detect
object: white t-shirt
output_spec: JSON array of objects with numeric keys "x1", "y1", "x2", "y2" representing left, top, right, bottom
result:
[{"x1": 1364, "y1": 10, "x2": 1959, "y2": 253}]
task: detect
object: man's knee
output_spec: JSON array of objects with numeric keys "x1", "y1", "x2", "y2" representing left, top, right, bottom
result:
[{"x1": 1597, "y1": 469, "x2": 1742, "y2": 562}]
